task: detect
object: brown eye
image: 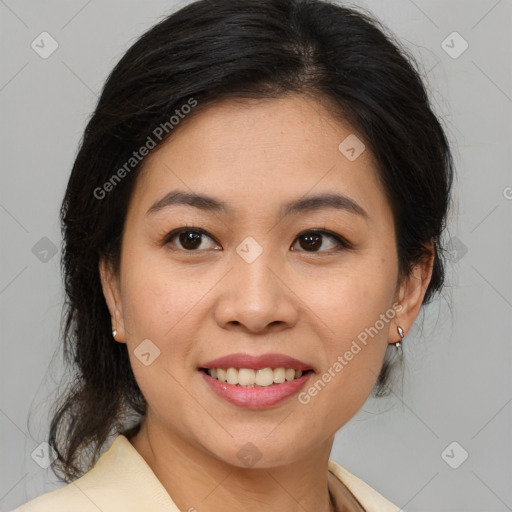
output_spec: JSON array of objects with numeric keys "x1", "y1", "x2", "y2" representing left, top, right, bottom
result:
[
  {"x1": 291, "y1": 230, "x2": 350, "y2": 253},
  {"x1": 178, "y1": 230, "x2": 202, "y2": 250},
  {"x1": 165, "y1": 228, "x2": 220, "y2": 251}
]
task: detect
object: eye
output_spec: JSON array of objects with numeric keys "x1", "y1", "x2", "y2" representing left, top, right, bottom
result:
[
  {"x1": 291, "y1": 229, "x2": 351, "y2": 253},
  {"x1": 163, "y1": 227, "x2": 221, "y2": 251},
  {"x1": 162, "y1": 227, "x2": 351, "y2": 253}
]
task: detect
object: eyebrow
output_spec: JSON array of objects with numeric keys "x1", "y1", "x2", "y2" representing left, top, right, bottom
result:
[{"x1": 146, "y1": 190, "x2": 368, "y2": 220}]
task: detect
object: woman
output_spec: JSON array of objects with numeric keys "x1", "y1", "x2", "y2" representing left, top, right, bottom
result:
[{"x1": 13, "y1": 0, "x2": 453, "y2": 510}]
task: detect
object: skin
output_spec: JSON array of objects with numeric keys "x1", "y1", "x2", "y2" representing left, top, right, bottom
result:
[{"x1": 99, "y1": 94, "x2": 434, "y2": 512}]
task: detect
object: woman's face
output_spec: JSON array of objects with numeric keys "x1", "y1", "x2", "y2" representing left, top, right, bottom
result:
[{"x1": 101, "y1": 94, "x2": 423, "y2": 468}]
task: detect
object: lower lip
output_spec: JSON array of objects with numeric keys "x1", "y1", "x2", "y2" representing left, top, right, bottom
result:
[{"x1": 200, "y1": 370, "x2": 313, "y2": 409}]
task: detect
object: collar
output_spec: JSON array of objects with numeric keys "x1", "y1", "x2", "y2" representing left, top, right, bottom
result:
[{"x1": 20, "y1": 435, "x2": 402, "y2": 512}]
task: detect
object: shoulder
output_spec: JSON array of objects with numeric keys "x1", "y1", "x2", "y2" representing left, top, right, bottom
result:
[
  {"x1": 328, "y1": 459, "x2": 404, "y2": 512},
  {"x1": 11, "y1": 481, "x2": 94, "y2": 512},
  {"x1": 11, "y1": 435, "x2": 180, "y2": 512}
]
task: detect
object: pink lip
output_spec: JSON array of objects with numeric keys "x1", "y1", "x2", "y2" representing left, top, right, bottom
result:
[
  {"x1": 200, "y1": 353, "x2": 314, "y2": 371},
  {"x1": 200, "y1": 370, "x2": 313, "y2": 409}
]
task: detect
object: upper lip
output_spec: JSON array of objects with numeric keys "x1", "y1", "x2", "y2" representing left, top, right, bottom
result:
[{"x1": 200, "y1": 353, "x2": 315, "y2": 372}]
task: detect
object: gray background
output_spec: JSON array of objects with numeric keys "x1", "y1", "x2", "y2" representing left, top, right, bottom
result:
[{"x1": 1, "y1": 0, "x2": 511, "y2": 510}]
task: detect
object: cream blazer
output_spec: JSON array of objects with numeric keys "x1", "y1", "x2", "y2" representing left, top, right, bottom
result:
[{"x1": 12, "y1": 435, "x2": 402, "y2": 512}]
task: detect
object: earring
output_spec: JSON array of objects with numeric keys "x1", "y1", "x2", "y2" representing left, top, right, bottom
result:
[
  {"x1": 112, "y1": 329, "x2": 117, "y2": 339},
  {"x1": 395, "y1": 326, "x2": 404, "y2": 351}
]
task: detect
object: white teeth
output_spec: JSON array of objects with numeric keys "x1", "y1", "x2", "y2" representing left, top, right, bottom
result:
[
  {"x1": 273, "y1": 367, "x2": 286, "y2": 384},
  {"x1": 226, "y1": 368, "x2": 238, "y2": 385},
  {"x1": 255, "y1": 367, "x2": 274, "y2": 386},
  {"x1": 238, "y1": 368, "x2": 256, "y2": 386},
  {"x1": 206, "y1": 367, "x2": 308, "y2": 387}
]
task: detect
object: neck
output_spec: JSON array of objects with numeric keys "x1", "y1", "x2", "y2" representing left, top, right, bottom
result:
[{"x1": 128, "y1": 419, "x2": 341, "y2": 512}]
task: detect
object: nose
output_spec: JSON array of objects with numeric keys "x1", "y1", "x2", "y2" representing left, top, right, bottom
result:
[{"x1": 214, "y1": 246, "x2": 299, "y2": 334}]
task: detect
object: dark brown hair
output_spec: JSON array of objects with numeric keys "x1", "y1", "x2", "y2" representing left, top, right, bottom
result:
[{"x1": 49, "y1": 0, "x2": 454, "y2": 481}]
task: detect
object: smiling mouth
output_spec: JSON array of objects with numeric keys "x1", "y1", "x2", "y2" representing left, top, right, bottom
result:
[{"x1": 199, "y1": 367, "x2": 314, "y2": 387}]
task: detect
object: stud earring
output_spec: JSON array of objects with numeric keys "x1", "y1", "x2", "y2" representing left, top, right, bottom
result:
[
  {"x1": 112, "y1": 329, "x2": 117, "y2": 339},
  {"x1": 395, "y1": 326, "x2": 404, "y2": 351}
]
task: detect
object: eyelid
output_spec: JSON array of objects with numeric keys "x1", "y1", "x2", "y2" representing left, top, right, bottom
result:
[
  {"x1": 293, "y1": 228, "x2": 353, "y2": 251},
  {"x1": 162, "y1": 227, "x2": 220, "y2": 249},
  {"x1": 162, "y1": 226, "x2": 353, "y2": 252}
]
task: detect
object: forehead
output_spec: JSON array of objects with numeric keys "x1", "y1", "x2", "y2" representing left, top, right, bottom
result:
[{"x1": 131, "y1": 94, "x2": 390, "y2": 224}]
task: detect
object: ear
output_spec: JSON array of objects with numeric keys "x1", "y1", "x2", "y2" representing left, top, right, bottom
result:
[
  {"x1": 390, "y1": 242, "x2": 435, "y2": 344},
  {"x1": 99, "y1": 257, "x2": 126, "y2": 343}
]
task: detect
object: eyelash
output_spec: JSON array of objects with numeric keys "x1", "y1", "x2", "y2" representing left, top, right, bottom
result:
[{"x1": 161, "y1": 227, "x2": 353, "y2": 254}]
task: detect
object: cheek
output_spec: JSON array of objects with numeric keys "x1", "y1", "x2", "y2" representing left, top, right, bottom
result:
[
  {"x1": 120, "y1": 249, "x2": 200, "y2": 338},
  {"x1": 119, "y1": 251, "x2": 216, "y2": 383},
  {"x1": 297, "y1": 262, "x2": 395, "y2": 419},
  {"x1": 119, "y1": 261, "x2": 199, "y2": 408},
  {"x1": 302, "y1": 259, "x2": 396, "y2": 342}
]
